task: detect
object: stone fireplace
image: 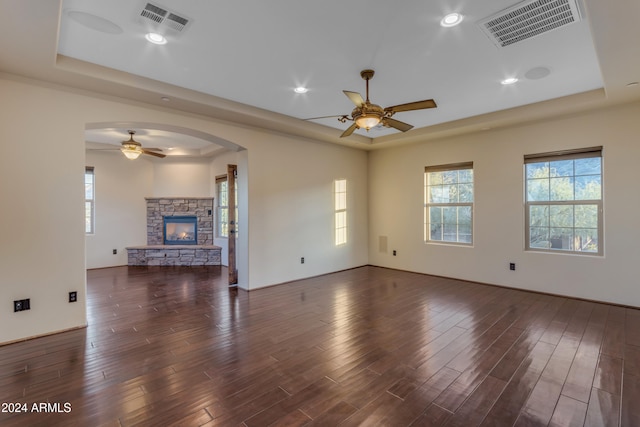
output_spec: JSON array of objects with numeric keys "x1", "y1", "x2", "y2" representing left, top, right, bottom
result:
[{"x1": 126, "y1": 197, "x2": 221, "y2": 266}]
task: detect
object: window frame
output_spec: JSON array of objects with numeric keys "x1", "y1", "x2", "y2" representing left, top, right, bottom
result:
[
  {"x1": 334, "y1": 179, "x2": 347, "y2": 246},
  {"x1": 216, "y1": 175, "x2": 229, "y2": 238},
  {"x1": 424, "y1": 162, "x2": 474, "y2": 246},
  {"x1": 85, "y1": 166, "x2": 95, "y2": 235},
  {"x1": 524, "y1": 147, "x2": 603, "y2": 256}
]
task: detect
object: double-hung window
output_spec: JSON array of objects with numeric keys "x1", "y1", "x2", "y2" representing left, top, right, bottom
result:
[
  {"x1": 525, "y1": 147, "x2": 602, "y2": 254},
  {"x1": 424, "y1": 162, "x2": 474, "y2": 244},
  {"x1": 85, "y1": 167, "x2": 95, "y2": 234}
]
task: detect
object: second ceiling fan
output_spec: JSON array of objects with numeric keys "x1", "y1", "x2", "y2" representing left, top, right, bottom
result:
[
  {"x1": 120, "y1": 130, "x2": 166, "y2": 160},
  {"x1": 315, "y1": 69, "x2": 438, "y2": 137}
]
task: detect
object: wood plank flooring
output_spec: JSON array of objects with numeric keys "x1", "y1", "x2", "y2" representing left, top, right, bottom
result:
[{"x1": 1, "y1": 265, "x2": 639, "y2": 426}]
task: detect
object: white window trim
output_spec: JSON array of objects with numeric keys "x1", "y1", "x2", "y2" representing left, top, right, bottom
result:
[
  {"x1": 524, "y1": 147, "x2": 603, "y2": 256},
  {"x1": 424, "y1": 162, "x2": 474, "y2": 246},
  {"x1": 85, "y1": 166, "x2": 95, "y2": 235},
  {"x1": 334, "y1": 179, "x2": 347, "y2": 246}
]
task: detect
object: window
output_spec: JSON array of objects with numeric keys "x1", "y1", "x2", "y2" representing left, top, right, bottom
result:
[
  {"x1": 216, "y1": 175, "x2": 238, "y2": 238},
  {"x1": 334, "y1": 179, "x2": 347, "y2": 245},
  {"x1": 424, "y1": 162, "x2": 474, "y2": 244},
  {"x1": 85, "y1": 167, "x2": 94, "y2": 234},
  {"x1": 525, "y1": 147, "x2": 602, "y2": 255},
  {"x1": 216, "y1": 176, "x2": 229, "y2": 237}
]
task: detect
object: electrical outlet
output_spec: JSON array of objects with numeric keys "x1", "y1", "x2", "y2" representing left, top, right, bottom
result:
[
  {"x1": 69, "y1": 291, "x2": 77, "y2": 303},
  {"x1": 112, "y1": 249, "x2": 117, "y2": 255},
  {"x1": 509, "y1": 262, "x2": 516, "y2": 271},
  {"x1": 301, "y1": 257, "x2": 305, "y2": 264},
  {"x1": 13, "y1": 298, "x2": 30, "y2": 312},
  {"x1": 393, "y1": 250, "x2": 397, "y2": 256}
]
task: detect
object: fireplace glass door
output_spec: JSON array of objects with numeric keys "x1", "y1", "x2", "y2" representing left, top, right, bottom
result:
[{"x1": 164, "y1": 216, "x2": 198, "y2": 245}]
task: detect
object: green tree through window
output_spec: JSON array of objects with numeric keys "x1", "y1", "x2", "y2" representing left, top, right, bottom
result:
[
  {"x1": 525, "y1": 148, "x2": 602, "y2": 254},
  {"x1": 425, "y1": 162, "x2": 474, "y2": 244}
]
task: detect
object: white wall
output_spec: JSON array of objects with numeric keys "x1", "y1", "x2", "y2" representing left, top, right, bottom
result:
[
  {"x1": 368, "y1": 101, "x2": 640, "y2": 307},
  {"x1": 246, "y1": 135, "x2": 369, "y2": 289},
  {"x1": 0, "y1": 75, "x2": 369, "y2": 343},
  {"x1": 0, "y1": 78, "x2": 87, "y2": 343},
  {"x1": 85, "y1": 151, "x2": 153, "y2": 268},
  {"x1": 152, "y1": 158, "x2": 212, "y2": 197}
]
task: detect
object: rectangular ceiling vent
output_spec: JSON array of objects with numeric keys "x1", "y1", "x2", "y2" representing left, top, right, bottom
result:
[
  {"x1": 479, "y1": 0, "x2": 582, "y2": 48},
  {"x1": 139, "y1": 2, "x2": 190, "y2": 33}
]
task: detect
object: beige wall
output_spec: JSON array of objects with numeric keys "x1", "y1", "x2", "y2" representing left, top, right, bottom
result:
[
  {"x1": 152, "y1": 158, "x2": 213, "y2": 198},
  {"x1": 85, "y1": 151, "x2": 153, "y2": 268},
  {"x1": 368, "y1": 101, "x2": 640, "y2": 307},
  {"x1": 5, "y1": 70, "x2": 637, "y2": 345},
  {"x1": 0, "y1": 76, "x2": 369, "y2": 343}
]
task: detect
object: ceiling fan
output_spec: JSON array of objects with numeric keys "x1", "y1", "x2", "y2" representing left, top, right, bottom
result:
[
  {"x1": 310, "y1": 69, "x2": 437, "y2": 137},
  {"x1": 120, "y1": 130, "x2": 166, "y2": 160}
]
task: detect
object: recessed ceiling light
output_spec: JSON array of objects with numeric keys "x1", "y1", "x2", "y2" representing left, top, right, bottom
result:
[
  {"x1": 501, "y1": 77, "x2": 519, "y2": 85},
  {"x1": 145, "y1": 32, "x2": 167, "y2": 45},
  {"x1": 294, "y1": 86, "x2": 308, "y2": 94},
  {"x1": 161, "y1": 96, "x2": 171, "y2": 102},
  {"x1": 441, "y1": 13, "x2": 464, "y2": 27}
]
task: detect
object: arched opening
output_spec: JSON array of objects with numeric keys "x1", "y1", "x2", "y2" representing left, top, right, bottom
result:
[{"x1": 84, "y1": 121, "x2": 248, "y2": 288}]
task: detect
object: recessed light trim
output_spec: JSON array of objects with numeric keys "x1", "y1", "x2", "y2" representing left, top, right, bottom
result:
[
  {"x1": 441, "y1": 13, "x2": 464, "y2": 27},
  {"x1": 145, "y1": 32, "x2": 167, "y2": 45},
  {"x1": 294, "y1": 86, "x2": 308, "y2": 94},
  {"x1": 501, "y1": 77, "x2": 519, "y2": 85}
]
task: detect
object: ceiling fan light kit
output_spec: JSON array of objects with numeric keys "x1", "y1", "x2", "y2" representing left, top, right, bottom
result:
[
  {"x1": 121, "y1": 145, "x2": 143, "y2": 160},
  {"x1": 353, "y1": 104, "x2": 384, "y2": 130}
]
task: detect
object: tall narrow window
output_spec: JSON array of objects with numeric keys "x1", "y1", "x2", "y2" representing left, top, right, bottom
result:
[
  {"x1": 85, "y1": 167, "x2": 95, "y2": 234},
  {"x1": 525, "y1": 147, "x2": 602, "y2": 254},
  {"x1": 424, "y1": 162, "x2": 474, "y2": 244},
  {"x1": 216, "y1": 175, "x2": 238, "y2": 238},
  {"x1": 334, "y1": 179, "x2": 347, "y2": 245},
  {"x1": 216, "y1": 175, "x2": 229, "y2": 237}
]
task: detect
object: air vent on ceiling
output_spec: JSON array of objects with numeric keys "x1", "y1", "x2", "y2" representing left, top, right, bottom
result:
[
  {"x1": 138, "y1": 2, "x2": 190, "y2": 33},
  {"x1": 479, "y1": 0, "x2": 582, "y2": 48}
]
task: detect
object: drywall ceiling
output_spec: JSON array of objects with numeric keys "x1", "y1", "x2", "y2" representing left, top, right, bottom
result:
[{"x1": 0, "y1": 0, "x2": 639, "y2": 149}]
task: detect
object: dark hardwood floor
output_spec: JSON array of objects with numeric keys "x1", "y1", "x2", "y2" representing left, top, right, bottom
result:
[{"x1": 1, "y1": 265, "x2": 639, "y2": 426}]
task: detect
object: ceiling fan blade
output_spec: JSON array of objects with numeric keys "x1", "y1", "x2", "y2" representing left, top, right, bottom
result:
[
  {"x1": 304, "y1": 115, "x2": 349, "y2": 121},
  {"x1": 340, "y1": 123, "x2": 359, "y2": 138},
  {"x1": 343, "y1": 90, "x2": 365, "y2": 107},
  {"x1": 383, "y1": 117, "x2": 414, "y2": 132},
  {"x1": 385, "y1": 99, "x2": 437, "y2": 113},
  {"x1": 142, "y1": 149, "x2": 166, "y2": 158}
]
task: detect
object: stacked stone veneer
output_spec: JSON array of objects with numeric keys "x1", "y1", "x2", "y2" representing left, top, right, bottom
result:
[
  {"x1": 126, "y1": 197, "x2": 221, "y2": 266},
  {"x1": 127, "y1": 245, "x2": 221, "y2": 266},
  {"x1": 146, "y1": 197, "x2": 214, "y2": 245}
]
